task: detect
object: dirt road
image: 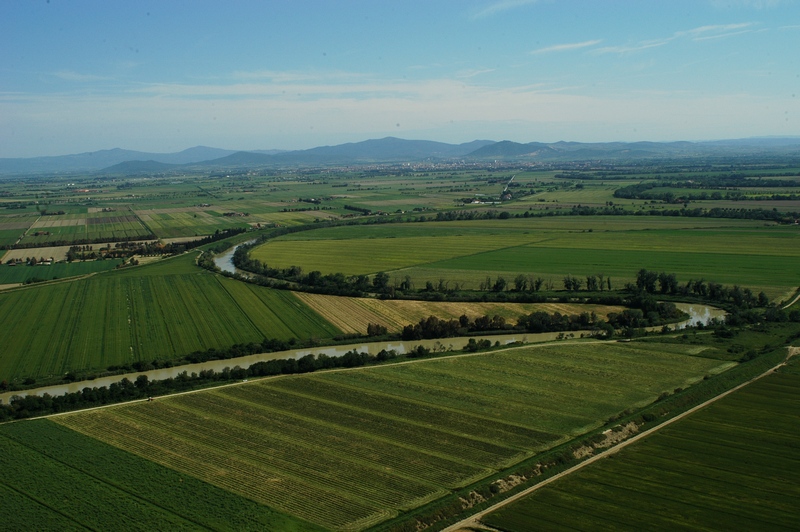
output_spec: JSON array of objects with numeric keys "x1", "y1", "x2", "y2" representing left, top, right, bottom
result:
[{"x1": 443, "y1": 346, "x2": 798, "y2": 532}]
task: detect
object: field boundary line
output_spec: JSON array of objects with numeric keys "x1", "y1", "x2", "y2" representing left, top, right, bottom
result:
[
  {"x1": 393, "y1": 238, "x2": 553, "y2": 274},
  {"x1": 441, "y1": 345, "x2": 798, "y2": 532}
]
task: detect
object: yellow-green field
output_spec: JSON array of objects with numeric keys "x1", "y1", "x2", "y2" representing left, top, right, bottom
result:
[
  {"x1": 56, "y1": 341, "x2": 730, "y2": 531},
  {"x1": 294, "y1": 291, "x2": 624, "y2": 334}
]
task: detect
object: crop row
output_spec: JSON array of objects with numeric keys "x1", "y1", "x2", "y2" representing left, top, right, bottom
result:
[
  {"x1": 280, "y1": 374, "x2": 560, "y2": 450},
  {"x1": 221, "y1": 382, "x2": 519, "y2": 466},
  {"x1": 324, "y1": 365, "x2": 595, "y2": 434},
  {"x1": 0, "y1": 260, "x2": 340, "y2": 381},
  {"x1": 0, "y1": 429, "x2": 197, "y2": 531},
  {"x1": 177, "y1": 391, "x2": 485, "y2": 486},
  {"x1": 322, "y1": 344, "x2": 725, "y2": 433},
  {"x1": 56, "y1": 341, "x2": 735, "y2": 530},
  {"x1": 61, "y1": 409, "x2": 391, "y2": 530},
  {"x1": 3, "y1": 419, "x2": 320, "y2": 531},
  {"x1": 121, "y1": 401, "x2": 444, "y2": 508},
  {"x1": 481, "y1": 367, "x2": 800, "y2": 531}
]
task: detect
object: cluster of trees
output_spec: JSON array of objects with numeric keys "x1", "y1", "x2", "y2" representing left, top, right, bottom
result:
[
  {"x1": 0, "y1": 348, "x2": 399, "y2": 421},
  {"x1": 562, "y1": 274, "x2": 613, "y2": 292},
  {"x1": 343, "y1": 204, "x2": 372, "y2": 215},
  {"x1": 63, "y1": 228, "x2": 248, "y2": 262},
  {"x1": 230, "y1": 244, "x2": 394, "y2": 297},
  {"x1": 614, "y1": 177, "x2": 799, "y2": 204},
  {"x1": 3, "y1": 233, "x2": 157, "y2": 251},
  {"x1": 630, "y1": 268, "x2": 767, "y2": 309},
  {"x1": 401, "y1": 314, "x2": 511, "y2": 340},
  {"x1": 400, "y1": 303, "x2": 681, "y2": 342},
  {"x1": 518, "y1": 310, "x2": 599, "y2": 333},
  {"x1": 433, "y1": 209, "x2": 513, "y2": 221},
  {"x1": 725, "y1": 305, "x2": 800, "y2": 327}
]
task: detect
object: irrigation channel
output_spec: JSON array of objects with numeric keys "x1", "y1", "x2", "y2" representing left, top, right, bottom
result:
[{"x1": 0, "y1": 303, "x2": 722, "y2": 404}]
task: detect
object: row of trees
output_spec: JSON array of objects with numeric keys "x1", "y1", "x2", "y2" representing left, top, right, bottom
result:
[
  {"x1": 0, "y1": 347, "x2": 400, "y2": 421},
  {"x1": 399, "y1": 299, "x2": 681, "y2": 342},
  {"x1": 632, "y1": 268, "x2": 767, "y2": 309},
  {"x1": 401, "y1": 314, "x2": 512, "y2": 340}
]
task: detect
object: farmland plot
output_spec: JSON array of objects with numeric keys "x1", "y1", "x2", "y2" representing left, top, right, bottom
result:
[
  {"x1": 0, "y1": 420, "x2": 320, "y2": 531},
  {"x1": 252, "y1": 218, "x2": 799, "y2": 298},
  {"x1": 0, "y1": 256, "x2": 340, "y2": 381},
  {"x1": 294, "y1": 291, "x2": 623, "y2": 334},
  {"x1": 58, "y1": 341, "x2": 730, "y2": 531},
  {"x1": 481, "y1": 361, "x2": 800, "y2": 531}
]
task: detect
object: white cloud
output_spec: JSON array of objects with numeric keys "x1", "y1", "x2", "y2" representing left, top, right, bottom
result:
[
  {"x1": 530, "y1": 40, "x2": 602, "y2": 55},
  {"x1": 470, "y1": 0, "x2": 539, "y2": 19},
  {"x1": 593, "y1": 22, "x2": 756, "y2": 54},
  {"x1": 3, "y1": 71, "x2": 793, "y2": 157}
]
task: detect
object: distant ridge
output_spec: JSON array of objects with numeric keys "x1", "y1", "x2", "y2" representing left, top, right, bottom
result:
[
  {"x1": 0, "y1": 146, "x2": 238, "y2": 175},
  {"x1": 2, "y1": 137, "x2": 800, "y2": 175},
  {"x1": 101, "y1": 160, "x2": 179, "y2": 174}
]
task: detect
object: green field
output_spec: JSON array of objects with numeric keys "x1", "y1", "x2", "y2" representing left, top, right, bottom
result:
[
  {"x1": 0, "y1": 420, "x2": 321, "y2": 531},
  {"x1": 0, "y1": 259, "x2": 122, "y2": 284},
  {"x1": 252, "y1": 217, "x2": 800, "y2": 299},
  {"x1": 0, "y1": 254, "x2": 341, "y2": 382},
  {"x1": 134, "y1": 208, "x2": 252, "y2": 238},
  {"x1": 57, "y1": 342, "x2": 731, "y2": 531},
  {"x1": 15, "y1": 211, "x2": 154, "y2": 246},
  {"x1": 481, "y1": 357, "x2": 800, "y2": 531}
]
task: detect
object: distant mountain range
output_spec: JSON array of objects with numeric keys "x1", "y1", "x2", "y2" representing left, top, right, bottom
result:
[{"x1": 2, "y1": 136, "x2": 800, "y2": 175}]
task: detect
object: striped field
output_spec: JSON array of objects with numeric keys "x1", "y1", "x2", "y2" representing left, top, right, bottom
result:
[{"x1": 57, "y1": 341, "x2": 731, "y2": 530}]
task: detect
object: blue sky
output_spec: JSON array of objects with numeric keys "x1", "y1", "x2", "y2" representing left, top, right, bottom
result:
[{"x1": 2, "y1": 0, "x2": 799, "y2": 157}]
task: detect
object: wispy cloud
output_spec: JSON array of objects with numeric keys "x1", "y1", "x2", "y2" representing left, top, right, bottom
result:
[
  {"x1": 230, "y1": 70, "x2": 368, "y2": 83},
  {"x1": 53, "y1": 70, "x2": 110, "y2": 82},
  {"x1": 471, "y1": 0, "x2": 538, "y2": 19},
  {"x1": 456, "y1": 69, "x2": 496, "y2": 79},
  {"x1": 594, "y1": 22, "x2": 756, "y2": 54},
  {"x1": 678, "y1": 22, "x2": 755, "y2": 38},
  {"x1": 530, "y1": 39, "x2": 602, "y2": 55},
  {"x1": 593, "y1": 40, "x2": 670, "y2": 55}
]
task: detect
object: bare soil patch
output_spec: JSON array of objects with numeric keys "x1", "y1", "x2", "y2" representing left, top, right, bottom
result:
[
  {"x1": 32, "y1": 218, "x2": 84, "y2": 228},
  {"x1": 2, "y1": 245, "x2": 74, "y2": 262}
]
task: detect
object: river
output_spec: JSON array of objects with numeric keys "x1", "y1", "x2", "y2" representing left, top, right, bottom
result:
[
  {"x1": 0, "y1": 260, "x2": 725, "y2": 403},
  {"x1": 0, "y1": 332, "x2": 562, "y2": 403},
  {"x1": 673, "y1": 302, "x2": 726, "y2": 329},
  {"x1": 212, "y1": 240, "x2": 255, "y2": 276}
]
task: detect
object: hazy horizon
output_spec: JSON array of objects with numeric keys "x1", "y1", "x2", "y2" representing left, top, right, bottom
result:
[{"x1": 2, "y1": 0, "x2": 799, "y2": 158}]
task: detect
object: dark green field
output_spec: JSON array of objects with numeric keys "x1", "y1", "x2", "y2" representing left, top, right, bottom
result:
[
  {"x1": 481, "y1": 356, "x2": 800, "y2": 531},
  {"x1": 0, "y1": 254, "x2": 341, "y2": 383},
  {"x1": 0, "y1": 259, "x2": 122, "y2": 284},
  {"x1": 254, "y1": 217, "x2": 800, "y2": 299},
  {"x1": 0, "y1": 420, "x2": 321, "y2": 531}
]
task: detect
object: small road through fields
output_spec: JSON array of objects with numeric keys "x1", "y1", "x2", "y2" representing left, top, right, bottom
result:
[
  {"x1": 782, "y1": 288, "x2": 800, "y2": 309},
  {"x1": 442, "y1": 346, "x2": 798, "y2": 532}
]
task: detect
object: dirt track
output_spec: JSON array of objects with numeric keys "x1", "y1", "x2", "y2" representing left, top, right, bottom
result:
[
  {"x1": 782, "y1": 288, "x2": 800, "y2": 309},
  {"x1": 443, "y1": 345, "x2": 798, "y2": 532}
]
